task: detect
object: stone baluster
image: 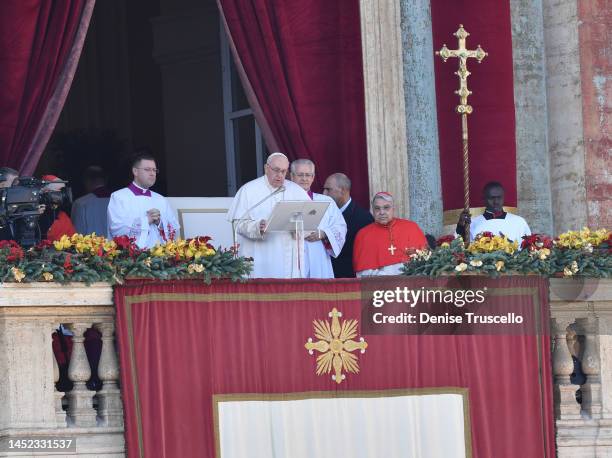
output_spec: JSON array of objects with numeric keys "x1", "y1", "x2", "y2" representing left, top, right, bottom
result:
[
  {"x1": 52, "y1": 326, "x2": 67, "y2": 427},
  {"x1": 552, "y1": 317, "x2": 581, "y2": 419},
  {"x1": 66, "y1": 322, "x2": 97, "y2": 427},
  {"x1": 579, "y1": 316, "x2": 602, "y2": 419},
  {"x1": 95, "y1": 322, "x2": 124, "y2": 427}
]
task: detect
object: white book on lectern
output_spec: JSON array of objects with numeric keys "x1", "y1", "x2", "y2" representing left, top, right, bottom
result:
[{"x1": 264, "y1": 200, "x2": 330, "y2": 232}]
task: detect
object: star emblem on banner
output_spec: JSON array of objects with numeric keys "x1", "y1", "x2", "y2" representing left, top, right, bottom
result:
[{"x1": 305, "y1": 308, "x2": 368, "y2": 384}]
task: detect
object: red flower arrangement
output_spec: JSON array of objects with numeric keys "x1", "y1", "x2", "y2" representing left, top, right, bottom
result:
[
  {"x1": 521, "y1": 234, "x2": 554, "y2": 251},
  {"x1": 436, "y1": 235, "x2": 456, "y2": 247}
]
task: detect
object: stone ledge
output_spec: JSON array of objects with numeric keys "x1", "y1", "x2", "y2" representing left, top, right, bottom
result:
[{"x1": 0, "y1": 283, "x2": 113, "y2": 307}]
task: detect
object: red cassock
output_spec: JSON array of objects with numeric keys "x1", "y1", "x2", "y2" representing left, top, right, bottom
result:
[
  {"x1": 353, "y1": 218, "x2": 427, "y2": 271},
  {"x1": 46, "y1": 211, "x2": 77, "y2": 241}
]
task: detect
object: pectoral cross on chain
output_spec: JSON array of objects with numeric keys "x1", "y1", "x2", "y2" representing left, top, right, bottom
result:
[{"x1": 388, "y1": 244, "x2": 397, "y2": 256}]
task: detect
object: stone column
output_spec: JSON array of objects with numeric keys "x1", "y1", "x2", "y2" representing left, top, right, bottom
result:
[
  {"x1": 95, "y1": 322, "x2": 123, "y2": 427},
  {"x1": 399, "y1": 0, "x2": 443, "y2": 236},
  {"x1": 509, "y1": 0, "x2": 554, "y2": 235},
  {"x1": 575, "y1": 2, "x2": 611, "y2": 230},
  {"x1": 552, "y1": 317, "x2": 581, "y2": 420},
  {"x1": 359, "y1": 0, "x2": 410, "y2": 218},
  {"x1": 66, "y1": 322, "x2": 97, "y2": 427},
  {"x1": 579, "y1": 316, "x2": 602, "y2": 419},
  {"x1": 542, "y1": 0, "x2": 589, "y2": 233}
]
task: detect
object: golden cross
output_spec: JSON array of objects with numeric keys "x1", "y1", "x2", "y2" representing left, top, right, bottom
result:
[
  {"x1": 435, "y1": 25, "x2": 488, "y2": 241},
  {"x1": 436, "y1": 25, "x2": 487, "y2": 115},
  {"x1": 388, "y1": 244, "x2": 397, "y2": 255}
]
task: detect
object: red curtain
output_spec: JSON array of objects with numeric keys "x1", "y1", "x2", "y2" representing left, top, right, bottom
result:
[
  {"x1": 115, "y1": 277, "x2": 554, "y2": 458},
  {"x1": 0, "y1": 0, "x2": 92, "y2": 173},
  {"x1": 431, "y1": 1, "x2": 518, "y2": 211},
  {"x1": 217, "y1": 0, "x2": 370, "y2": 207}
]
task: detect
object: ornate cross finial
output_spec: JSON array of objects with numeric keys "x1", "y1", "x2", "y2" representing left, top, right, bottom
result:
[{"x1": 436, "y1": 25, "x2": 487, "y2": 114}]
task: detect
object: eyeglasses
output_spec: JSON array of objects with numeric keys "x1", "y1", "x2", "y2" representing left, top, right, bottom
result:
[
  {"x1": 293, "y1": 173, "x2": 314, "y2": 178},
  {"x1": 266, "y1": 165, "x2": 288, "y2": 175},
  {"x1": 136, "y1": 167, "x2": 159, "y2": 174}
]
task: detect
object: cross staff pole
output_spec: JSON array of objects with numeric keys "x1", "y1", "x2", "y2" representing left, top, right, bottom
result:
[{"x1": 436, "y1": 25, "x2": 487, "y2": 243}]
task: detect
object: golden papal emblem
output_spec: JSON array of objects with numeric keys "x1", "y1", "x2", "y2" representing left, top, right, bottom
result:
[{"x1": 305, "y1": 308, "x2": 368, "y2": 384}]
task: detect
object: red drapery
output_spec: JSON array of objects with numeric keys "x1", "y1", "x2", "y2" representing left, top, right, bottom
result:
[
  {"x1": 115, "y1": 277, "x2": 554, "y2": 458},
  {"x1": 0, "y1": 0, "x2": 93, "y2": 174},
  {"x1": 431, "y1": 1, "x2": 518, "y2": 212},
  {"x1": 217, "y1": 0, "x2": 370, "y2": 207}
]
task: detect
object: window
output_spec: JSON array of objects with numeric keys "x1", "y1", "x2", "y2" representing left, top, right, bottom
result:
[{"x1": 220, "y1": 24, "x2": 267, "y2": 195}]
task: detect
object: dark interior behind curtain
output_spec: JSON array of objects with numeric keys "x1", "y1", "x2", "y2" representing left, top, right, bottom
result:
[
  {"x1": 0, "y1": 0, "x2": 94, "y2": 174},
  {"x1": 217, "y1": 0, "x2": 370, "y2": 206}
]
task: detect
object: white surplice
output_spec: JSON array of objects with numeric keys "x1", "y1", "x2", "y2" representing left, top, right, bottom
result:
[
  {"x1": 227, "y1": 176, "x2": 310, "y2": 278},
  {"x1": 470, "y1": 212, "x2": 531, "y2": 243},
  {"x1": 303, "y1": 193, "x2": 346, "y2": 278},
  {"x1": 107, "y1": 184, "x2": 180, "y2": 249}
]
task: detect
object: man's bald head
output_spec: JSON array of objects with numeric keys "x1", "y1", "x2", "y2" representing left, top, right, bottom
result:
[{"x1": 323, "y1": 173, "x2": 351, "y2": 208}]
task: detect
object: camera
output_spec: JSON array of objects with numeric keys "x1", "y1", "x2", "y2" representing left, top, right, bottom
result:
[{"x1": 0, "y1": 177, "x2": 72, "y2": 247}]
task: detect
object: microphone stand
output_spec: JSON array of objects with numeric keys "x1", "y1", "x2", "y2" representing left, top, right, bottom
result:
[{"x1": 231, "y1": 186, "x2": 285, "y2": 257}]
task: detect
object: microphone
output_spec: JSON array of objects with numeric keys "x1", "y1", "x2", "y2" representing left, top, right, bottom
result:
[{"x1": 231, "y1": 185, "x2": 286, "y2": 255}]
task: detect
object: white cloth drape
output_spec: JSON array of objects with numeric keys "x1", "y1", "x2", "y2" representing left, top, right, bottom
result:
[{"x1": 218, "y1": 393, "x2": 467, "y2": 458}]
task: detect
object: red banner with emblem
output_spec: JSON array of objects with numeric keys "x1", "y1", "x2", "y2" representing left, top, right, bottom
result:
[{"x1": 115, "y1": 277, "x2": 553, "y2": 457}]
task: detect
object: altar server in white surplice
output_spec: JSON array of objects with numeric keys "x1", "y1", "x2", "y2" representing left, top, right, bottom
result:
[
  {"x1": 290, "y1": 159, "x2": 346, "y2": 278},
  {"x1": 227, "y1": 153, "x2": 310, "y2": 279},
  {"x1": 456, "y1": 181, "x2": 531, "y2": 243},
  {"x1": 107, "y1": 154, "x2": 179, "y2": 249}
]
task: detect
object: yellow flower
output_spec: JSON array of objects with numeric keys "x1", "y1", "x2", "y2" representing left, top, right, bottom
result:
[
  {"x1": 455, "y1": 263, "x2": 468, "y2": 272},
  {"x1": 470, "y1": 259, "x2": 483, "y2": 267},
  {"x1": 563, "y1": 266, "x2": 574, "y2": 277},
  {"x1": 150, "y1": 245, "x2": 165, "y2": 257},
  {"x1": 53, "y1": 235, "x2": 72, "y2": 251},
  {"x1": 441, "y1": 242, "x2": 450, "y2": 248},
  {"x1": 468, "y1": 234, "x2": 517, "y2": 255},
  {"x1": 42, "y1": 272, "x2": 54, "y2": 281},
  {"x1": 187, "y1": 263, "x2": 204, "y2": 274},
  {"x1": 495, "y1": 260, "x2": 505, "y2": 271},
  {"x1": 11, "y1": 267, "x2": 25, "y2": 282}
]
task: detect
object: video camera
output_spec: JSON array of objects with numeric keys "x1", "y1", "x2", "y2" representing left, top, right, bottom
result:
[{"x1": 0, "y1": 176, "x2": 72, "y2": 247}]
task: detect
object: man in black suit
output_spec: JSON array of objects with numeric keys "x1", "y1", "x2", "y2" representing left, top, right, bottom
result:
[{"x1": 323, "y1": 173, "x2": 373, "y2": 278}]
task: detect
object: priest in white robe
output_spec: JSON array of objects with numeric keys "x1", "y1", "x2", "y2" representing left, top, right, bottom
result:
[
  {"x1": 290, "y1": 159, "x2": 346, "y2": 278},
  {"x1": 107, "y1": 154, "x2": 179, "y2": 249},
  {"x1": 227, "y1": 153, "x2": 311, "y2": 278}
]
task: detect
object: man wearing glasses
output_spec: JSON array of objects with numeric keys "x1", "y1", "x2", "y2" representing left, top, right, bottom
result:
[
  {"x1": 107, "y1": 153, "x2": 179, "y2": 248},
  {"x1": 290, "y1": 159, "x2": 346, "y2": 278},
  {"x1": 227, "y1": 152, "x2": 310, "y2": 278}
]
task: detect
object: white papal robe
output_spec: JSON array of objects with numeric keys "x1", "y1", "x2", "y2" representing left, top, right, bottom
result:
[
  {"x1": 227, "y1": 176, "x2": 310, "y2": 278},
  {"x1": 304, "y1": 193, "x2": 346, "y2": 278},
  {"x1": 107, "y1": 183, "x2": 180, "y2": 249}
]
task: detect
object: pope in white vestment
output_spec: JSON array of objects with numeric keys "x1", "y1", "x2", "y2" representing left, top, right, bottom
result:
[
  {"x1": 303, "y1": 193, "x2": 346, "y2": 278},
  {"x1": 227, "y1": 153, "x2": 310, "y2": 279}
]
